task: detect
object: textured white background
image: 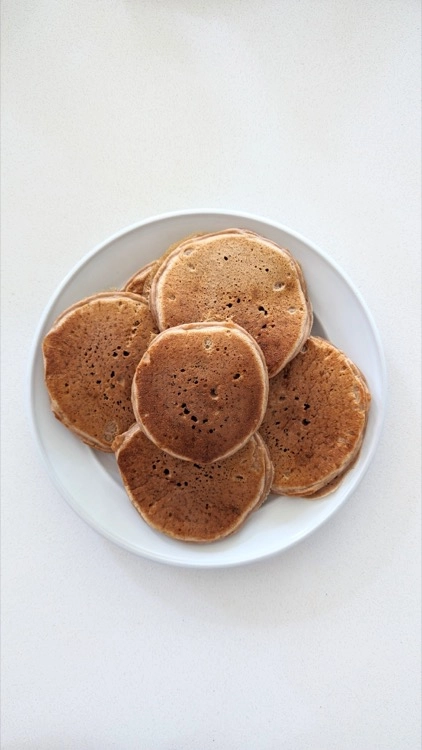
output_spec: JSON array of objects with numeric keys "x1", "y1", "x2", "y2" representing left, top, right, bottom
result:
[{"x1": 1, "y1": 1, "x2": 421, "y2": 748}]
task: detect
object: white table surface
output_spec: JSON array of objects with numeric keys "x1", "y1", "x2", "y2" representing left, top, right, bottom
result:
[{"x1": 1, "y1": 2, "x2": 421, "y2": 748}]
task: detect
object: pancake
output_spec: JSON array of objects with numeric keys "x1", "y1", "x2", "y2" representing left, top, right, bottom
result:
[
  {"x1": 42, "y1": 292, "x2": 158, "y2": 451},
  {"x1": 259, "y1": 336, "x2": 371, "y2": 495},
  {"x1": 149, "y1": 229, "x2": 313, "y2": 377},
  {"x1": 123, "y1": 260, "x2": 157, "y2": 296},
  {"x1": 131, "y1": 321, "x2": 269, "y2": 464},
  {"x1": 113, "y1": 426, "x2": 273, "y2": 542}
]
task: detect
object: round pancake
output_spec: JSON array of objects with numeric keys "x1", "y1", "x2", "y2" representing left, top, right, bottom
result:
[
  {"x1": 42, "y1": 292, "x2": 158, "y2": 451},
  {"x1": 113, "y1": 426, "x2": 273, "y2": 542},
  {"x1": 123, "y1": 260, "x2": 157, "y2": 296},
  {"x1": 149, "y1": 229, "x2": 312, "y2": 377},
  {"x1": 259, "y1": 336, "x2": 371, "y2": 495},
  {"x1": 132, "y1": 321, "x2": 269, "y2": 464}
]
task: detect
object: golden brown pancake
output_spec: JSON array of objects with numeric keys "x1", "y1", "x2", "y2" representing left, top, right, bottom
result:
[
  {"x1": 149, "y1": 229, "x2": 312, "y2": 377},
  {"x1": 42, "y1": 292, "x2": 158, "y2": 451},
  {"x1": 132, "y1": 321, "x2": 269, "y2": 464},
  {"x1": 259, "y1": 336, "x2": 371, "y2": 495},
  {"x1": 113, "y1": 426, "x2": 273, "y2": 542}
]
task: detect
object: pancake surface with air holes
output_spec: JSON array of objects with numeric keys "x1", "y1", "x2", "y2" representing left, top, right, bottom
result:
[
  {"x1": 131, "y1": 321, "x2": 269, "y2": 464},
  {"x1": 42, "y1": 292, "x2": 158, "y2": 451},
  {"x1": 113, "y1": 426, "x2": 274, "y2": 542},
  {"x1": 259, "y1": 336, "x2": 371, "y2": 496},
  {"x1": 149, "y1": 229, "x2": 313, "y2": 377}
]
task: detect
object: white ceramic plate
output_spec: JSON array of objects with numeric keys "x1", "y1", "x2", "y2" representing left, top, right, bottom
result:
[{"x1": 28, "y1": 210, "x2": 386, "y2": 568}]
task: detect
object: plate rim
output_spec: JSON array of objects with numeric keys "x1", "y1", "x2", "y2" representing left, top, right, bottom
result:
[{"x1": 27, "y1": 208, "x2": 387, "y2": 568}]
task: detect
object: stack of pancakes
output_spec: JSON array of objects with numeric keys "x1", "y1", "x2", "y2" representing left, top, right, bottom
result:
[{"x1": 43, "y1": 229, "x2": 371, "y2": 542}]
